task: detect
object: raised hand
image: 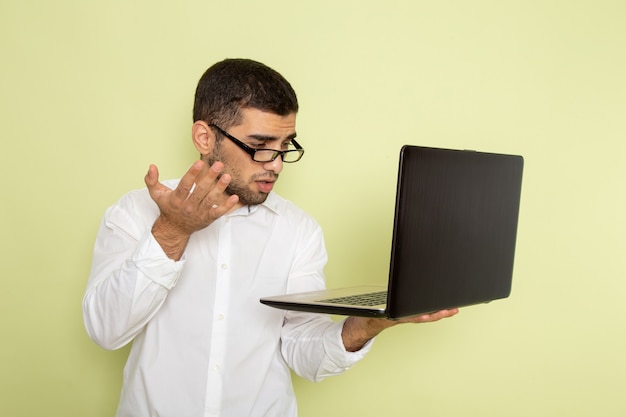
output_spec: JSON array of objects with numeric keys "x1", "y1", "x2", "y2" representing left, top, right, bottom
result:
[{"x1": 145, "y1": 160, "x2": 240, "y2": 260}]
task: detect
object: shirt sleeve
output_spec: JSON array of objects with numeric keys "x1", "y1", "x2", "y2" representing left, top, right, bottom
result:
[
  {"x1": 281, "y1": 312, "x2": 373, "y2": 382},
  {"x1": 279, "y1": 222, "x2": 373, "y2": 382},
  {"x1": 82, "y1": 192, "x2": 185, "y2": 350}
]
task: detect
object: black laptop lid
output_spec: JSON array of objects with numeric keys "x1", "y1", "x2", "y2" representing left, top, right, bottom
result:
[{"x1": 386, "y1": 146, "x2": 524, "y2": 318}]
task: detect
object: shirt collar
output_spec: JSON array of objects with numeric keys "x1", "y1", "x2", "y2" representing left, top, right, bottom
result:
[
  {"x1": 260, "y1": 192, "x2": 280, "y2": 214},
  {"x1": 230, "y1": 192, "x2": 280, "y2": 216}
]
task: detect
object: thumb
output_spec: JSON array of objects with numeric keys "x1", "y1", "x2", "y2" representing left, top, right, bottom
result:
[
  {"x1": 145, "y1": 164, "x2": 159, "y2": 188},
  {"x1": 145, "y1": 164, "x2": 169, "y2": 202}
]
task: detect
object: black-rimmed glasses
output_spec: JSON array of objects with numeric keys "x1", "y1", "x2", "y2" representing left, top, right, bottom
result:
[{"x1": 209, "y1": 124, "x2": 305, "y2": 163}]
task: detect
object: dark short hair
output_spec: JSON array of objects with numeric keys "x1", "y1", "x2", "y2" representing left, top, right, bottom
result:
[{"x1": 193, "y1": 58, "x2": 299, "y2": 129}]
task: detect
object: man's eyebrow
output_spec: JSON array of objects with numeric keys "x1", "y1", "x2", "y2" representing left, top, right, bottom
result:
[{"x1": 247, "y1": 132, "x2": 297, "y2": 141}]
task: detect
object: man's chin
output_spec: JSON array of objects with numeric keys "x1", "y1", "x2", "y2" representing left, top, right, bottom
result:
[{"x1": 229, "y1": 190, "x2": 269, "y2": 206}]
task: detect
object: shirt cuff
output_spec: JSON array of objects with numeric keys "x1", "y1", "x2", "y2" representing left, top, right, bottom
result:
[
  {"x1": 321, "y1": 319, "x2": 374, "y2": 374},
  {"x1": 130, "y1": 230, "x2": 186, "y2": 290}
]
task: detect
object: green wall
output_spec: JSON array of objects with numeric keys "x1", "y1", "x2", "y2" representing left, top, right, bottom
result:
[{"x1": 1, "y1": 1, "x2": 625, "y2": 416}]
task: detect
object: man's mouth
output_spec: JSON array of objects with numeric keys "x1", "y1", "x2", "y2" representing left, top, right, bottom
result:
[{"x1": 255, "y1": 179, "x2": 276, "y2": 193}]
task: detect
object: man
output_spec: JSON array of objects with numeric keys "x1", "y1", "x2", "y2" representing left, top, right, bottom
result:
[{"x1": 83, "y1": 58, "x2": 457, "y2": 417}]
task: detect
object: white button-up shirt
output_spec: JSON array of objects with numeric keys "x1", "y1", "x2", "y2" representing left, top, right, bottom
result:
[{"x1": 83, "y1": 181, "x2": 370, "y2": 417}]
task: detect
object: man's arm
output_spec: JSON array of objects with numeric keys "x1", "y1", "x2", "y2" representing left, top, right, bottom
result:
[
  {"x1": 341, "y1": 309, "x2": 460, "y2": 352},
  {"x1": 83, "y1": 160, "x2": 239, "y2": 349}
]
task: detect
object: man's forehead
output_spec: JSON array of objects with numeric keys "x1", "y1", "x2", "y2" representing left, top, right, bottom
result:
[{"x1": 237, "y1": 108, "x2": 297, "y2": 132}]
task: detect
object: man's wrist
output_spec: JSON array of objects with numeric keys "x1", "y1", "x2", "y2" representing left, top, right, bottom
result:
[
  {"x1": 151, "y1": 216, "x2": 191, "y2": 261},
  {"x1": 341, "y1": 317, "x2": 397, "y2": 352}
]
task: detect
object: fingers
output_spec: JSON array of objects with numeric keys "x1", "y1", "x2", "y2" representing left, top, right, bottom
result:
[
  {"x1": 181, "y1": 162, "x2": 239, "y2": 231},
  {"x1": 174, "y1": 160, "x2": 208, "y2": 203},
  {"x1": 186, "y1": 162, "x2": 224, "y2": 203},
  {"x1": 145, "y1": 160, "x2": 239, "y2": 236},
  {"x1": 208, "y1": 193, "x2": 240, "y2": 216},
  {"x1": 420, "y1": 308, "x2": 458, "y2": 322},
  {"x1": 162, "y1": 159, "x2": 239, "y2": 215},
  {"x1": 399, "y1": 308, "x2": 459, "y2": 324}
]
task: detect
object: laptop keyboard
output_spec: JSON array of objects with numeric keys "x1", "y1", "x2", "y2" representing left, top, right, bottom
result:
[{"x1": 319, "y1": 291, "x2": 387, "y2": 306}]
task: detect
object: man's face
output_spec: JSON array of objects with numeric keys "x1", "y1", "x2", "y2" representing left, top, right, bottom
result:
[{"x1": 206, "y1": 108, "x2": 297, "y2": 206}]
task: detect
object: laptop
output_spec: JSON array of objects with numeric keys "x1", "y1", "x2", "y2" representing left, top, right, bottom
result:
[{"x1": 260, "y1": 145, "x2": 524, "y2": 319}]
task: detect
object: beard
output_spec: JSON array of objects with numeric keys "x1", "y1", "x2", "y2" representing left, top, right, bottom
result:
[
  {"x1": 204, "y1": 145, "x2": 278, "y2": 206},
  {"x1": 224, "y1": 173, "x2": 275, "y2": 206}
]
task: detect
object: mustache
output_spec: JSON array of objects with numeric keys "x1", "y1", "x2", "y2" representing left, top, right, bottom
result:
[
  {"x1": 214, "y1": 171, "x2": 278, "y2": 182},
  {"x1": 251, "y1": 172, "x2": 279, "y2": 182}
]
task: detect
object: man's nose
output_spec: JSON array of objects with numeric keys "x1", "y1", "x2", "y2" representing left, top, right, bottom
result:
[{"x1": 262, "y1": 154, "x2": 284, "y2": 174}]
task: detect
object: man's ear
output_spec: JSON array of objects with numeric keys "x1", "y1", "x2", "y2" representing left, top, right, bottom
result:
[{"x1": 192, "y1": 121, "x2": 216, "y2": 155}]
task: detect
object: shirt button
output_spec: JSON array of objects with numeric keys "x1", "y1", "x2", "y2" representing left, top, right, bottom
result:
[
  {"x1": 221, "y1": 263, "x2": 228, "y2": 270},
  {"x1": 217, "y1": 314, "x2": 225, "y2": 321}
]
